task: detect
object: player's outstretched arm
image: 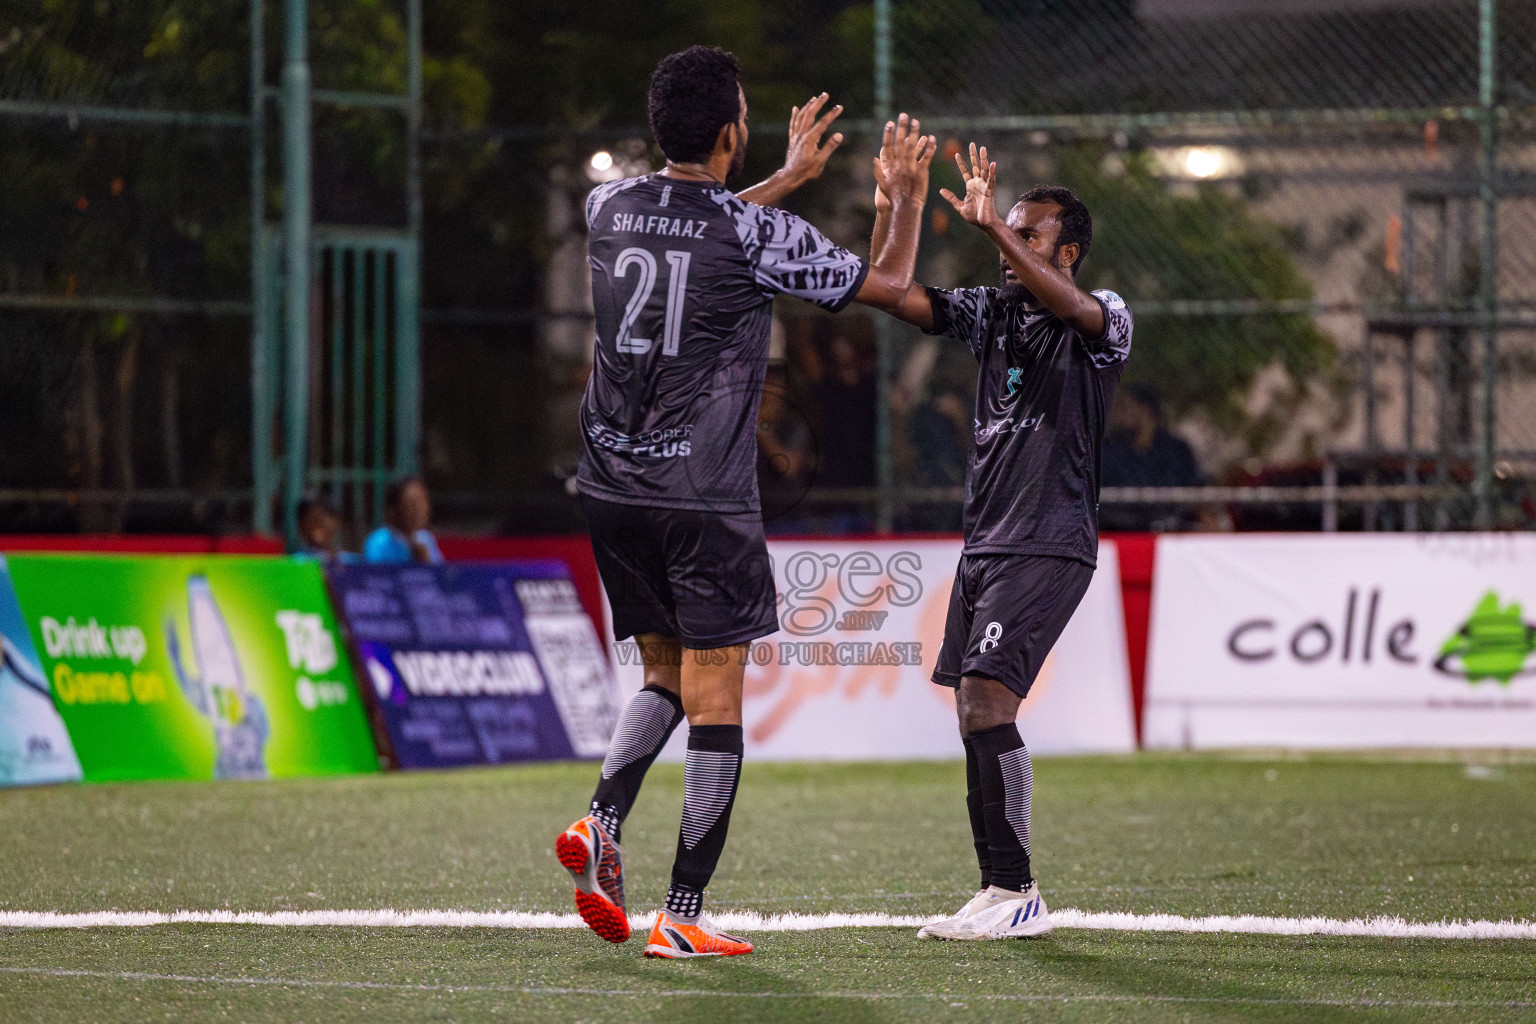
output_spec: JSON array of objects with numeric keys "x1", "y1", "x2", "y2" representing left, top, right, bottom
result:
[
  {"x1": 854, "y1": 113, "x2": 935, "y2": 318},
  {"x1": 738, "y1": 93, "x2": 845, "y2": 208},
  {"x1": 867, "y1": 119, "x2": 938, "y2": 330},
  {"x1": 941, "y1": 143, "x2": 1105, "y2": 338}
]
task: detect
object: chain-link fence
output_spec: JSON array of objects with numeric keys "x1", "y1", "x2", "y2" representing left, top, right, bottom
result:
[
  {"x1": 0, "y1": 1, "x2": 255, "y2": 533},
  {"x1": 0, "y1": 0, "x2": 537, "y2": 542},
  {"x1": 2, "y1": 1, "x2": 1534, "y2": 537},
  {"x1": 839, "y1": 0, "x2": 1536, "y2": 535}
]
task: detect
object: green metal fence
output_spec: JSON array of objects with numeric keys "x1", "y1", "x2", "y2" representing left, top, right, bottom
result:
[
  {"x1": 256, "y1": 226, "x2": 419, "y2": 537},
  {"x1": 0, "y1": 0, "x2": 423, "y2": 542}
]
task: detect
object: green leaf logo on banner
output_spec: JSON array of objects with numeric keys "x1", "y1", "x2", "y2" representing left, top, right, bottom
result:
[{"x1": 1435, "y1": 591, "x2": 1536, "y2": 686}]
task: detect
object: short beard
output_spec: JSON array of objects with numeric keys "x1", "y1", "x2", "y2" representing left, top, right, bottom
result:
[
  {"x1": 728, "y1": 146, "x2": 746, "y2": 178},
  {"x1": 997, "y1": 268, "x2": 1039, "y2": 307}
]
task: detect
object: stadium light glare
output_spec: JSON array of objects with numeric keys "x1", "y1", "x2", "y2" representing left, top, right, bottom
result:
[
  {"x1": 1183, "y1": 146, "x2": 1225, "y2": 178},
  {"x1": 1147, "y1": 145, "x2": 1242, "y2": 181},
  {"x1": 586, "y1": 149, "x2": 625, "y2": 184}
]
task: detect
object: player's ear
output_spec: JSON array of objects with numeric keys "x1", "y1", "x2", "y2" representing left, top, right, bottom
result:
[
  {"x1": 717, "y1": 121, "x2": 738, "y2": 160},
  {"x1": 1055, "y1": 242, "x2": 1080, "y2": 273}
]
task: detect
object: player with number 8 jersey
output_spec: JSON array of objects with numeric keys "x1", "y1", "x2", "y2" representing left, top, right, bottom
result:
[{"x1": 559, "y1": 45, "x2": 935, "y2": 956}]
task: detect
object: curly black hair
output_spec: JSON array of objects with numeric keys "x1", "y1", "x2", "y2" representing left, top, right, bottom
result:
[
  {"x1": 647, "y1": 46, "x2": 742, "y2": 165},
  {"x1": 1016, "y1": 185, "x2": 1092, "y2": 274}
]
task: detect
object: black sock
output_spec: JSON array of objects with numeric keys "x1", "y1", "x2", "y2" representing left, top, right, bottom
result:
[
  {"x1": 963, "y1": 736, "x2": 991, "y2": 890},
  {"x1": 589, "y1": 685, "x2": 685, "y2": 842},
  {"x1": 968, "y1": 722, "x2": 1033, "y2": 893},
  {"x1": 664, "y1": 724, "x2": 743, "y2": 920}
]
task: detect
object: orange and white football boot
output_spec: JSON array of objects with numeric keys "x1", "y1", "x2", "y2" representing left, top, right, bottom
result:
[
  {"x1": 642, "y1": 910, "x2": 753, "y2": 958},
  {"x1": 555, "y1": 815, "x2": 630, "y2": 943}
]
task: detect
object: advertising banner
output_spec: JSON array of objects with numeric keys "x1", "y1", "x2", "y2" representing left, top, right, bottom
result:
[
  {"x1": 609, "y1": 539, "x2": 1136, "y2": 761},
  {"x1": 328, "y1": 561, "x2": 620, "y2": 768},
  {"x1": 1144, "y1": 534, "x2": 1536, "y2": 749},
  {"x1": 0, "y1": 557, "x2": 82, "y2": 786},
  {"x1": 7, "y1": 555, "x2": 378, "y2": 781}
]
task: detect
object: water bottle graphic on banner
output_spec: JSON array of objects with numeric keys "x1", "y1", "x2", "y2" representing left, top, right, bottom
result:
[
  {"x1": 0, "y1": 634, "x2": 83, "y2": 785},
  {"x1": 166, "y1": 575, "x2": 270, "y2": 779}
]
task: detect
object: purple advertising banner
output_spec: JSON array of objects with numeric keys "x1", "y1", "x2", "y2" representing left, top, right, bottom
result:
[{"x1": 328, "y1": 561, "x2": 619, "y2": 768}]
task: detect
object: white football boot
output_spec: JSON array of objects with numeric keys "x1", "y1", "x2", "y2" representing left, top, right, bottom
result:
[
  {"x1": 946, "y1": 882, "x2": 1052, "y2": 940},
  {"x1": 916, "y1": 890, "x2": 993, "y2": 940}
]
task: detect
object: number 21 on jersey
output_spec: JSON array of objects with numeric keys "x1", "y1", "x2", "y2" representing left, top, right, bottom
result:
[{"x1": 614, "y1": 247, "x2": 691, "y2": 356}]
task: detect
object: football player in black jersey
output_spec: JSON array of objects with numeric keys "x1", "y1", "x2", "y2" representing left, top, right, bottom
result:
[
  {"x1": 872, "y1": 143, "x2": 1133, "y2": 940},
  {"x1": 556, "y1": 45, "x2": 935, "y2": 958}
]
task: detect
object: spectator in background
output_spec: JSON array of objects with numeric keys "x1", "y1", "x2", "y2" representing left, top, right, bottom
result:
[
  {"x1": 791, "y1": 327, "x2": 876, "y2": 532},
  {"x1": 364, "y1": 476, "x2": 445, "y2": 564},
  {"x1": 756, "y1": 365, "x2": 816, "y2": 531},
  {"x1": 813, "y1": 332, "x2": 877, "y2": 492},
  {"x1": 1100, "y1": 384, "x2": 1222, "y2": 532},
  {"x1": 903, "y1": 386, "x2": 970, "y2": 531},
  {"x1": 294, "y1": 495, "x2": 356, "y2": 562}
]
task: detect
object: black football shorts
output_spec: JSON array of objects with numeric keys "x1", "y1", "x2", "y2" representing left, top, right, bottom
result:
[
  {"x1": 582, "y1": 494, "x2": 779, "y2": 649},
  {"x1": 932, "y1": 553, "x2": 1095, "y2": 698}
]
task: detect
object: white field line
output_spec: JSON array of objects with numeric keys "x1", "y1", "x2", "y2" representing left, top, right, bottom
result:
[
  {"x1": 0, "y1": 908, "x2": 1532, "y2": 940},
  {"x1": 1, "y1": 967, "x2": 1534, "y2": 1010}
]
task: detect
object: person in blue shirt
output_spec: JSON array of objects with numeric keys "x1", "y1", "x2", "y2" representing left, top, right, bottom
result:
[{"x1": 364, "y1": 476, "x2": 444, "y2": 564}]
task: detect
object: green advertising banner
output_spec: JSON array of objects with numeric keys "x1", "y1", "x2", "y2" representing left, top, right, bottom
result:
[{"x1": 7, "y1": 555, "x2": 379, "y2": 781}]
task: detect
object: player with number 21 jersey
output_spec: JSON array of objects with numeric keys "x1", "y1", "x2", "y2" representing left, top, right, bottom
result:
[
  {"x1": 559, "y1": 45, "x2": 934, "y2": 959},
  {"x1": 579, "y1": 177, "x2": 864, "y2": 513}
]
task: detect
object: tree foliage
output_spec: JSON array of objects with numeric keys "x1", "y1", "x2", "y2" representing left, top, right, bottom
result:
[{"x1": 1064, "y1": 149, "x2": 1336, "y2": 438}]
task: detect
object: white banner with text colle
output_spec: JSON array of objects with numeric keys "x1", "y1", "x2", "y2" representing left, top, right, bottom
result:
[
  {"x1": 1144, "y1": 534, "x2": 1536, "y2": 749},
  {"x1": 607, "y1": 539, "x2": 1136, "y2": 761}
]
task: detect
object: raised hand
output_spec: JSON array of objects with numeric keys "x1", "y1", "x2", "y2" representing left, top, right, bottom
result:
[
  {"x1": 939, "y1": 143, "x2": 998, "y2": 228},
  {"x1": 779, "y1": 93, "x2": 845, "y2": 186},
  {"x1": 873, "y1": 113, "x2": 936, "y2": 207},
  {"x1": 871, "y1": 121, "x2": 894, "y2": 214}
]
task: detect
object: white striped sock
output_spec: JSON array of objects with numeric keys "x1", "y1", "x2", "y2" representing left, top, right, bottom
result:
[
  {"x1": 599, "y1": 689, "x2": 679, "y2": 780},
  {"x1": 997, "y1": 745, "x2": 1033, "y2": 856},
  {"x1": 679, "y1": 749, "x2": 740, "y2": 850}
]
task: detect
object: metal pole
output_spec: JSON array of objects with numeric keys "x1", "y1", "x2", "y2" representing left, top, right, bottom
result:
[
  {"x1": 281, "y1": 0, "x2": 312, "y2": 546},
  {"x1": 872, "y1": 0, "x2": 896, "y2": 532},
  {"x1": 1402, "y1": 206, "x2": 1418, "y2": 532},
  {"x1": 874, "y1": 0, "x2": 892, "y2": 121},
  {"x1": 406, "y1": 0, "x2": 423, "y2": 243},
  {"x1": 1434, "y1": 197, "x2": 1451, "y2": 530},
  {"x1": 1321, "y1": 457, "x2": 1338, "y2": 533},
  {"x1": 1404, "y1": 331, "x2": 1418, "y2": 532},
  {"x1": 396, "y1": 0, "x2": 423, "y2": 475},
  {"x1": 1474, "y1": 0, "x2": 1498, "y2": 528},
  {"x1": 1362, "y1": 324, "x2": 1377, "y2": 530},
  {"x1": 250, "y1": 0, "x2": 270, "y2": 533}
]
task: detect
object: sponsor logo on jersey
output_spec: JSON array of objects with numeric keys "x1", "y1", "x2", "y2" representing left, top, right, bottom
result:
[
  {"x1": 974, "y1": 414, "x2": 1043, "y2": 442},
  {"x1": 586, "y1": 423, "x2": 695, "y2": 459}
]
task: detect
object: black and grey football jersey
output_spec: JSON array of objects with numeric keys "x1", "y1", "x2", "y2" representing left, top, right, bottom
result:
[
  {"x1": 576, "y1": 174, "x2": 869, "y2": 514},
  {"x1": 925, "y1": 286, "x2": 1133, "y2": 566}
]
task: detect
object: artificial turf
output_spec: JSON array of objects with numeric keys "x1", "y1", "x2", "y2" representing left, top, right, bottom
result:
[{"x1": 0, "y1": 754, "x2": 1532, "y2": 1023}]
